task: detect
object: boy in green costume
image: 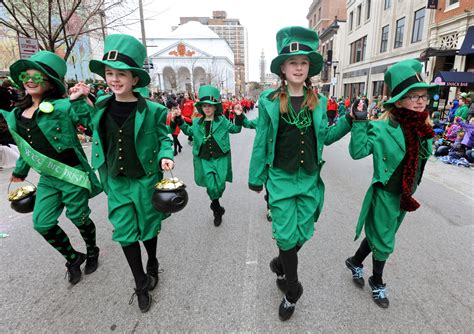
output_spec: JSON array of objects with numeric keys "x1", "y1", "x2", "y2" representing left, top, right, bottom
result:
[
  {"x1": 345, "y1": 59, "x2": 438, "y2": 308},
  {"x1": 248, "y1": 26, "x2": 352, "y2": 321},
  {"x1": 2, "y1": 51, "x2": 102, "y2": 285},
  {"x1": 170, "y1": 85, "x2": 243, "y2": 226},
  {"x1": 70, "y1": 34, "x2": 174, "y2": 313}
]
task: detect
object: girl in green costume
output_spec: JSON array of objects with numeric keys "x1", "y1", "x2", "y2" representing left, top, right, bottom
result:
[
  {"x1": 170, "y1": 85, "x2": 243, "y2": 226},
  {"x1": 70, "y1": 34, "x2": 174, "y2": 313},
  {"x1": 3, "y1": 51, "x2": 102, "y2": 286},
  {"x1": 248, "y1": 26, "x2": 352, "y2": 321},
  {"x1": 345, "y1": 59, "x2": 438, "y2": 309}
]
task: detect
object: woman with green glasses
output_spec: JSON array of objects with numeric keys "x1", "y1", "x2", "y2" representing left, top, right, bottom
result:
[{"x1": 1, "y1": 51, "x2": 102, "y2": 286}]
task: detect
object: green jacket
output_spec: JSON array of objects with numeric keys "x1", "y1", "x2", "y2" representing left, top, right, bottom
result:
[
  {"x1": 349, "y1": 119, "x2": 432, "y2": 240},
  {"x1": 248, "y1": 90, "x2": 351, "y2": 221},
  {"x1": 455, "y1": 104, "x2": 469, "y2": 120},
  {"x1": 2, "y1": 99, "x2": 102, "y2": 198},
  {"x1": 177, "y1": 115, "x2": 242, "y2": 185},
  {"x1": 71, "y1": 95, "x2": 173, "y2": 193}
]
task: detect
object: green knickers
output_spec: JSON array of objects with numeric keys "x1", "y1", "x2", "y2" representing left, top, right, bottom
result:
[
  {"x1": 266, "y1": 167, "x2": 319, "y2": 251},
  {"x1": 106, "y1": 174, "x2": 169, "y2": 247}
]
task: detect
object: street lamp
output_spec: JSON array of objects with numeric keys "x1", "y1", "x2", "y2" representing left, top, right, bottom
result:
[{"x1": 331, "y1": 60, "x2": 339, "y2": 97}]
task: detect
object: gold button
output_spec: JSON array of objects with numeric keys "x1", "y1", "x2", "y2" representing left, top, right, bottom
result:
[
  {"x1": 148, "y1": 172, "x2": 152, "y2": 175},
  {"x1": 301, "y1": 141, "x2": 304, "y2": 144},
  {"x1": 27, "y1": 128, "x2": 30, "y2": 132},
  {"x1": 153, "y1": 150, "x2": 157, "y2": 153},
  {"x1": 118, "y1": 138, "x2": 122, "y2": 142},
  {"x1": 300, "y1": 132, "x2": 304, "y2": 135},
  {"x1": 94, "y1": 141, "x2": 98, "y2": 145},
  {"x1": 119, "y1": 156, "x2": 123, "y2": 160},
  {"x1": 270, "y1": 138, "x2": 273, "y2": 142},
  {"x1": 119, "y1": 129, "x2": 123, "y2": 133},
  {"x1": 95, "y1": 153, "x2": 99, "y2": 157},
  {"x1": 56, "y1": 127, "x2": 61, "y2": 131},
  {"x1": 58, "y1": 147, "x2": 61, "y2": 150},
  {"x1": 27, "y1": 135, "x2": 31, "y2": 138},
  {"x1": 149, "y1": 160, "x2": 153, "y2": 163},
  {"x1": 54, "y1": 136, "x2": 58, "y2": 140},
  {"x1": 119, "y1": 148, "x2": 123, "y2": 151},
  {"x1": 301, "y1": 150, "x2": 304, "y2": 154},
  {"x1": 383, "y1": 157, "x2": 387, "y2": 161},
  {"x1": 385, "y1": 168, "x2": 388, "y2": 172},
  {"x1": 300, "y1": 160, "x2": 304, "y2": 163},
  {"x1": 119, "y1": 167, "x2": 124, "y2": 171},
  {"x1": 29, "y1": 141, "x2": 33, "y2": 144}
]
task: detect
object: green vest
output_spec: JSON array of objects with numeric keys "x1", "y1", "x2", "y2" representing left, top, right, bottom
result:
[
  {"x1": 198, "y1": 120, "x2": 225, "y2": 159},
  {"x1": 103, "y1": 111, "x2": 145, "y2": 178}
]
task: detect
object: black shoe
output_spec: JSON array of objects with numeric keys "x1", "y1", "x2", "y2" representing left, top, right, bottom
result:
[
  {"x1": 368, "y1": 276, "x2": 389, "y2": 308},
  {"x1": 174, "y1": 151, "x2": 178, "y2": 156},
  {"x1": 345, "y1": 257, "x2": 365, "y2": 288},
  {"x1": 84, "y1": 248, "x2": 100, "y2": 275},
  {"x1": 146, "y1": 260, "x2": 160, "y2": 291},
  {"x1": 266, "y1": 209, "x2": 272, "y2": 222},
  {"x1": 129, "y1": 277, "x2": 153, "y2": 313},
  {"x1": 211, "y1": 205, "x2": 225, "y2": 226},
  {"x1": 178, "y1": 146, "x2": 182, "y2": 152},
  {"x1": 65, "y1": 252, "x2": 86, "y2": 285},
  {"x1": 279, "y1": 282, "x2": 303, "y2": 321},
  {"x1": 269, "y1": 257, "x2": 287, "y2": 292}
]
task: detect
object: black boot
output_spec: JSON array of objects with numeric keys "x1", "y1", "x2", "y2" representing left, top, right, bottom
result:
[
  {"x1": 65, "y1": 252, "x2": 86, "y2": 285},
  {"x1": 345, "y1": 257, "x2": 364, "y2": 288},
  {"x1": 85, "y1": 247, "x2": 100, "y2": 275},
  {"x1": 279, "y1": 282, "x2": 303, "y2": 321},
  {"x1": 368, "y1": 276, "x2": 389, "y2": 308},
  {"x1": 269, "y1": 257, "x2": 287, "y2": 292},
  {"x1": 146, "y1": 259, "x2": 160, "y2": 291},
  {"x1": 210, "y1": 201, "x2": 225, "y2": 226},
  {"x1": 129, "y1": 276, "x2": 153, "y2": 313}
]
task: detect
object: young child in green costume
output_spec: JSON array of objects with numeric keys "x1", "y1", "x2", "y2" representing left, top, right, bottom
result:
[
  {"x1": 248, "y1": 26, "x2": 353, "y2": 321},
  {"x1": 170, "y1": 85, "x2": 243, "y2": 226},
  {"x1": 2, "y1": 51, "x2": 102, "y2": 285},
  {"x1": 70, "y1": 34, "x2": 174, "y2": 313},
  {"x1": 345, "y1": 59, "x2": 437, "y2": 308}
]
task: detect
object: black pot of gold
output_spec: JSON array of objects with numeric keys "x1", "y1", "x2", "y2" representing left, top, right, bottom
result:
[
  {"x1": 8, "y1": 181, "x2": 36, "y2": 214},
  {"x1": 151, "y1": 177, "x2": 188, "y2": 213}
]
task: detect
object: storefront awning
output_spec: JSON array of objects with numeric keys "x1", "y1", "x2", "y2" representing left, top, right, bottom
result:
[
  {"x1": 459, "y1": 26, "x2": 474, "y2": 55},
  {"x1": 432, "y1": 71, "x2": 474, "y2": 87},
  {"x1": 419, "y1": 47, "x2": 458, "y2": 60}
]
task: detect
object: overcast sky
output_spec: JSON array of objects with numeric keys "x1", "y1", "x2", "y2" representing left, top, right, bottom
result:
[{"x1": 121, "y1": 0, "x2": 311, "y2": 82}]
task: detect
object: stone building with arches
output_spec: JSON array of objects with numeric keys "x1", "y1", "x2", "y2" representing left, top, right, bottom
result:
[{"x1": 147, "y1": 21, "x2": 235, "y2": 95}]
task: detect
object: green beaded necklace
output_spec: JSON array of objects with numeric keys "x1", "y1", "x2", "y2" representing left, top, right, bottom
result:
[
  {"x1": 202, "y1": 119, "x2": 213, "y2": 143},
  {"x1": 281, "y1": 90, "x2": 313, "y2": 131}
]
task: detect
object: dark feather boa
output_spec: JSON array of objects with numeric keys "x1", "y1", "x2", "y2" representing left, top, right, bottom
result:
[{"x1": 391, "y1": 108, "x2": 435, "y2": 211}]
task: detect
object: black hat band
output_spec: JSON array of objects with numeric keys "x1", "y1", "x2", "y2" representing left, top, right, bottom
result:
[
  {"x1": 200, "y1": 96, "x2": 218, "y2": 102},
  {"x1": 36, "y1": 61, "x2": 60, "y2": 80},
  {"x1": 281, "y1": 42, "x2": 313, "y2": 54},
  {"x1": 102, "y1": 50, "x2": 140, "y2": 68},
  {"x1": 391, "y1": 74, "x2": 424, "y2": 97}
]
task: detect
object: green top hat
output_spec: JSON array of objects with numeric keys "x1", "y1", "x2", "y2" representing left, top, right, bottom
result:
[
  {"x1": 90, "y1": 34, "x2": 150, "y2": 88},
  {"x1": 194, "y1": 85, "x2": 223, "y2": 115},
  {"x1": 383, "y1": 59, "x2": 439, "y2": 109},
  {"x1": 270, "y1": 26, "x2": 323, "y2": 78},
  {"x1": 9, "y1": 51, "x2": 67, "y2": 95}
]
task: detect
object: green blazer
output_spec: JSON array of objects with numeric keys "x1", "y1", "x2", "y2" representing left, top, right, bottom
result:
[
  {"x1": 2, "y1": 99, "x2": 102, "y2": 198},
  {"x1": 248, "y1": 90, "x2": 351, "y2": 221},
  {"x1": 71, "y1": 95, "x2": 173, "y2": 193},
  {"x1": 349, "y1": 119, "x2": 432, "y2": 239},
  {"x1": 177, "y1": 115, "x2": 242, "y2": 185}
]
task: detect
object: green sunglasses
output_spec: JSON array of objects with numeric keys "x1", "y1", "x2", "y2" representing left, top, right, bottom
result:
[{"x1": 19, "y1": 71, "x2": 48, "y2": 86}]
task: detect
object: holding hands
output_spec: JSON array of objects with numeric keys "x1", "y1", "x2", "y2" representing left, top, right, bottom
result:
[
  {"x1": 69, "y1": 82, "x2": 90, "y2": 100},
  {"x1": 233, "y1": 103, "x2": 243, "y2": 116}
]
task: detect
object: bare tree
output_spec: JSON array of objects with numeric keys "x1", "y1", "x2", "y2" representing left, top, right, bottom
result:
[{"x1": 0, "y1": 0, "x2": 140, "y2": 61}]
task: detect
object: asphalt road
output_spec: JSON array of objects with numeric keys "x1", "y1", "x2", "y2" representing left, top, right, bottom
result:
[{"x1": 0, "y1": 108, "x2": 472, "y2": 333}]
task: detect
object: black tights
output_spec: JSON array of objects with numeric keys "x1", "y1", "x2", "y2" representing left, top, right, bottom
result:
[
  {"x1": 352, "y1": 238, "x2": 386, "y2": 285},
  {"x1": 277, "y1": 245, "x2": 302, "y2": 302},
  {"x1": 122, "y1": 236, "x2": 158, "y2": 289}
]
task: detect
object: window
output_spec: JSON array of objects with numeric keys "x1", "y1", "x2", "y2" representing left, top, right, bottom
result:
[
  {"x1": 372, "y1": 81, "x2": 384, "y2": 97},
  {"x1": 412, "y1": 8, "x2": 425, "y2": 43},
  {"x1": 357, "y1": 5, "x2": 362, "y2": 26},
  {"x1": 318, "y1": 8, "x2": 321, "y2": 21},
  {"x1": 366, "y1": 0, "x2": 371, "y2": 20},
  {"x1": 448, "y1": 0, "x2": 459, "y2": 5},
  {"x1": 349, "y1": 11, "x2": 353, "y2": 31},
  {"x1": 384, "y1": 0, "x2": 391, "y2": 10},
  {"x1": 446, "y1": 0, "x2": 459, "y2": 10},
  {"x1": 380, "y1": 25, "x2": 389, "y2": 52},
  {"x1": 350, "y1": 36, "x2": 367, "y2": 63},
  {"x1": 394, "y1": 17, "x2": 405, "y2": 48}
]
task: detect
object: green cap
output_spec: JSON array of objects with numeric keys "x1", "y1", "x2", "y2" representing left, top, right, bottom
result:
[
  {"x1": 194, "y1": 85, "x2": 223, "y2": 115},
  {"x1": 90, "y1": 34, "x2": 150, "y2": 88},
  {"x1": 10, "y1": 51, "x2": 67, "y2": 95},
  {"x1": 384, "y1": 59, "x2": 439, "y2": 109},
  {"x1": 270, "y1": 26, "x2": 323, "y2": 77}
]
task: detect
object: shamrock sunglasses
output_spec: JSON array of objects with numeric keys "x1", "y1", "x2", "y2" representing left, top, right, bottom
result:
[{"x1": 19, "y1": 71, "x2": 48, "y2": 85}]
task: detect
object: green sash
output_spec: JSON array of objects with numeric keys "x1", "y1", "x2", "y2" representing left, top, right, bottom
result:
[{"x1": 11, "y1": 130, "x2": 92, "y2": 191}]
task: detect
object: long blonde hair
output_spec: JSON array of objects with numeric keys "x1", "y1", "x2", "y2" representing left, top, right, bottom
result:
[{"x1": 272, "y1": 74, "x2": 318, "y2": 113}]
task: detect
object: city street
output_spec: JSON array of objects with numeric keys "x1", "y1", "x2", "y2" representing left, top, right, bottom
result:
[{"x1": 0, "y1": 108, "x2": 472, "y2": 333}]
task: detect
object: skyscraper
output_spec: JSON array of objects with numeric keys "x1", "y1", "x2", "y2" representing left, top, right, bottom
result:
[
  {"x1": 177, "y1": 11, "x2": 249, "y2": 96},
  {"x1": 260, "y1": 49, "x2": 266, "y2": 84}
]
